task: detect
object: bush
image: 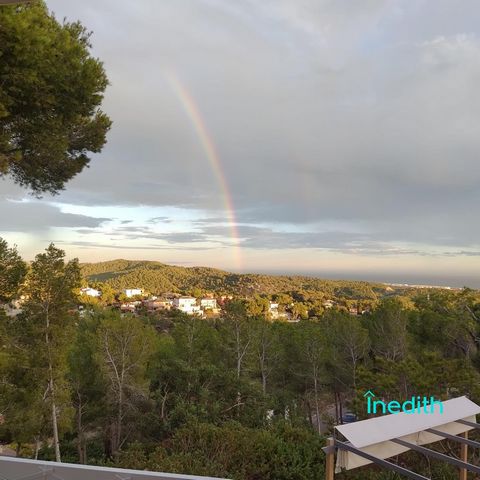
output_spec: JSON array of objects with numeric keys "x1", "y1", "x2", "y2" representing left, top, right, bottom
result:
[{"x1": 117, "y1": 421, "x2": 325, "y2": 480}]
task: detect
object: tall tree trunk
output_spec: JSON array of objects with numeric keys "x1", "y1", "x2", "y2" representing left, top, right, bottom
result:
[
  {"x1": 46, "y1": 316, "x2": 61, "y2": 463},
  {"x1": 77, "y1": 393, "x2": 86, "y2": 464},
  {"x1": 160, "y1": 388, "x2": 168, "y2": 421},
  {"x1": 261, "y1": 368, "x2": 267, "y2": 396},
  {"x1": 338, "y1": 392, "x2": 344, "y2": 425},
  {"x1": 306, "y1": 399, "x2": 314, "y2": 428},
  {"x1": 51, "y1": 393, "x2": 61, "y2": 462},
  {"x1": 104, "y1": 425, "x2": 112, "y2": 459},
  {"x1": 235, "y1": 322, "x2": 248, "y2": 416},
  {"x1": 115, "y1": 387, "x2": 123, "y2": 454},
  {"x1": 313, "y1": 368, "x2": 321, "y2": 434},
  {"x1": 260, "y1": 346, "x2": 267, "y2": 396},
  {"x1": 34, "y1": 437, "x2": 40, "y2": 460},
  {"x1": 334, "y1": 390, "x2": 339, "y2": 424},
  {"x1": 352, "y1": 358, "x2": 357, "y2": 390}
]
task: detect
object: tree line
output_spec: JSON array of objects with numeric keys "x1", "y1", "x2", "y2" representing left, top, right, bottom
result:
[
  {"x1": 1, "y1": 238, "x2": 480, "y2": 479},
  {"x1": 81, "y1": 259, "x2": 393, "y2": 318}
]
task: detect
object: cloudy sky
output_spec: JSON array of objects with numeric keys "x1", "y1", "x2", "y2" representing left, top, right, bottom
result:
[{"x1": 2, "y1": 0, "x2": 480, "y2": 286}]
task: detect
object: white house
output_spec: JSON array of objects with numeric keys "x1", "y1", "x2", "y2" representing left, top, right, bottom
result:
[
  {"x1": 2, "y1": 304, "x2": 22, "y2": 317},
  {"x1": 124, "y1": 288, "x2": 144, "y2": 298},
  {"x1": 80, "y1": 287, "x2": 101, "y2": 297},
  {"x1": 323, "y1": 299, "x2": 334, "y2": 309},
  {"x1": 269, "y1": 301, "x2": 279, "y2": 319},
  {"x1": 200, "y1": 298, "x2": 217, "y2": 310},
  {"x1": 173, "y1": 297, "x2": 201, "y2": 315}
]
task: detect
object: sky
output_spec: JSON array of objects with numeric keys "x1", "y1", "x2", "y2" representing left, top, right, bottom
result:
[{"x1": 1, "y1": 0, "x2": 480, "y2": 287}]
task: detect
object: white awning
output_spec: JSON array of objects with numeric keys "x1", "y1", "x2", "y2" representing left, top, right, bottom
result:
[
  {"x1": 335, "y1": 396, "x2": 480, "y2": 472},
  {"x1": 0, "y1": 456, "x2": 230, "y2": 480}
]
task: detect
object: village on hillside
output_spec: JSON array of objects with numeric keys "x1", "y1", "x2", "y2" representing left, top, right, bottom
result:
[
  {"x1": 2, "y1": 274, "x2": 463, "y2": 323},
  {"x1": 2, "y1": 270, "x2": 465, "y2": 325},
  {"x1": 1, "y1": 286, "x2": 360, "y2": 322},
  {"x1": 79, "y1": 286, "x2": 303, "y2": 321}
]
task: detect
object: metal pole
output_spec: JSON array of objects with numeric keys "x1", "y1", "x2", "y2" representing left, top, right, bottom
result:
[
  {"x1": 425, "y1": 428, "x2": 480, "y2": 448},
  {"x1": 335, "y1": 440, "x2": 430, "y2": 480},
  {"x1": 459, "y1": 431, "x2": 468, "y2": 480},
  {"x1": 456, "y1": 419, "x2": 480, "y2": 429},
  {"x1": 392, "y1": 438, "x2": 480, "y2": 476}
]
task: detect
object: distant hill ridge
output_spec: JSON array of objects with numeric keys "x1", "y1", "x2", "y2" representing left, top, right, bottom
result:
[{"x1": 81, "y1": 259, "x2": 387, "y2": 298}]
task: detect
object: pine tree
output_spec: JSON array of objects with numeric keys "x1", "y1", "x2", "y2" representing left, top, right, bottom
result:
[{"x1": 14, "y1": 244, "x2": 80, "y2": 461}]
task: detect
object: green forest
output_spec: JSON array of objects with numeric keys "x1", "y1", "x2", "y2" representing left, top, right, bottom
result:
[
  {"x1": 2, "y1": 239, "x2": 480, "y2": 479},
  {"x1": 81, "y1": 259, "x2": 414, "y2": 317},
  {"x1": 81, "y1": 258, "x2": 388, "y2": 296}
]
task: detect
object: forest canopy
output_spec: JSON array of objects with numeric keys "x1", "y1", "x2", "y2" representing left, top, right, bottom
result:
[
  {"x1": 2, "y1": 239, "x2": 480, "y2": 479},
  {"x1": 0, "y1": 1, "x2": 111, "y2": 194}
]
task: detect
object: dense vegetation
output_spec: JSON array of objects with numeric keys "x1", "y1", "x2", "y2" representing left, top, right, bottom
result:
[
  {"x1": 81, "y1": 259, "x2": 402, "y2": 316},
  {"x1": 82, "y1": 259, "x2": 386, "y2": 296},
  {"x1": 2, "y1": 239, "x2": 480, "y2": 479},
  {"x1": 0, "y1": 1, "x2": 110, "y2": 194}
]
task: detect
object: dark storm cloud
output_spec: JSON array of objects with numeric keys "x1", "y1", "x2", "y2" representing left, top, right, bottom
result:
[{"x1": 2, "y1": 0, "x2": 480, "y2": 254}]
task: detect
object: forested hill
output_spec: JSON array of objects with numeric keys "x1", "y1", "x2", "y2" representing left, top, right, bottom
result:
[{"x1": 81, "y1": 259, "x2": 388, "y2": 298}]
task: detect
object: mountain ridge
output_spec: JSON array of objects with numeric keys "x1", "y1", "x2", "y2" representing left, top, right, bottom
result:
[{"x1": 81, "y1": 259, "x2": 389, "y2": 299}]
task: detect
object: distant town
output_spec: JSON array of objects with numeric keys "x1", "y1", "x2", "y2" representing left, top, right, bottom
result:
[
  {"x1": 384, "y1": 283, "x2": 457, "y2": 290},
  {"x1": 1, "y1": 258, "x2": 468, "y2": 324},
  {"x1": 79, "y1": 286, "x2": 329, "y2": 321}
]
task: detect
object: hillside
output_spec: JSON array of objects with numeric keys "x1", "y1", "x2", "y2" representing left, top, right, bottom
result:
[{"x1": 81, "y1": 259, "x2": 390, "y2": 299}]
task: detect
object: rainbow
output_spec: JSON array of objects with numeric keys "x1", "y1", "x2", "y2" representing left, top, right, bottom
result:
[{"x1": 165, "y1": 71, "x2": 242, "y2": 269}]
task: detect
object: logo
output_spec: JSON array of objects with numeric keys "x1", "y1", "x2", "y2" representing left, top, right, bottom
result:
[{"x1": 364, "y1": 391, "x2": 444, "y2": 415}]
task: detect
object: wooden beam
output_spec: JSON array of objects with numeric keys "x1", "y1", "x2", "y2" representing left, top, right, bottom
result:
[{"x1": 325, "y1": 437, "x2": 335, "y2": 480}]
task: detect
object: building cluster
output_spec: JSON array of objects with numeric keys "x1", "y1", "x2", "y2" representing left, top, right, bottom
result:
[
  {"x1": 2, "y1": 288, "x2": 364, "y2": 322},
  {"x1": 79, "y1": 288, "x2": 228, "y2": 317},
  {"x1": 79, "y1": 286, "x2": 353, "y2": 321},
  {"x1": 80, "y1": 287, "x2": 303, "y2": 320},
  {"x1": 117, "y1": 294, "x2": 223, "y2": 317}
]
